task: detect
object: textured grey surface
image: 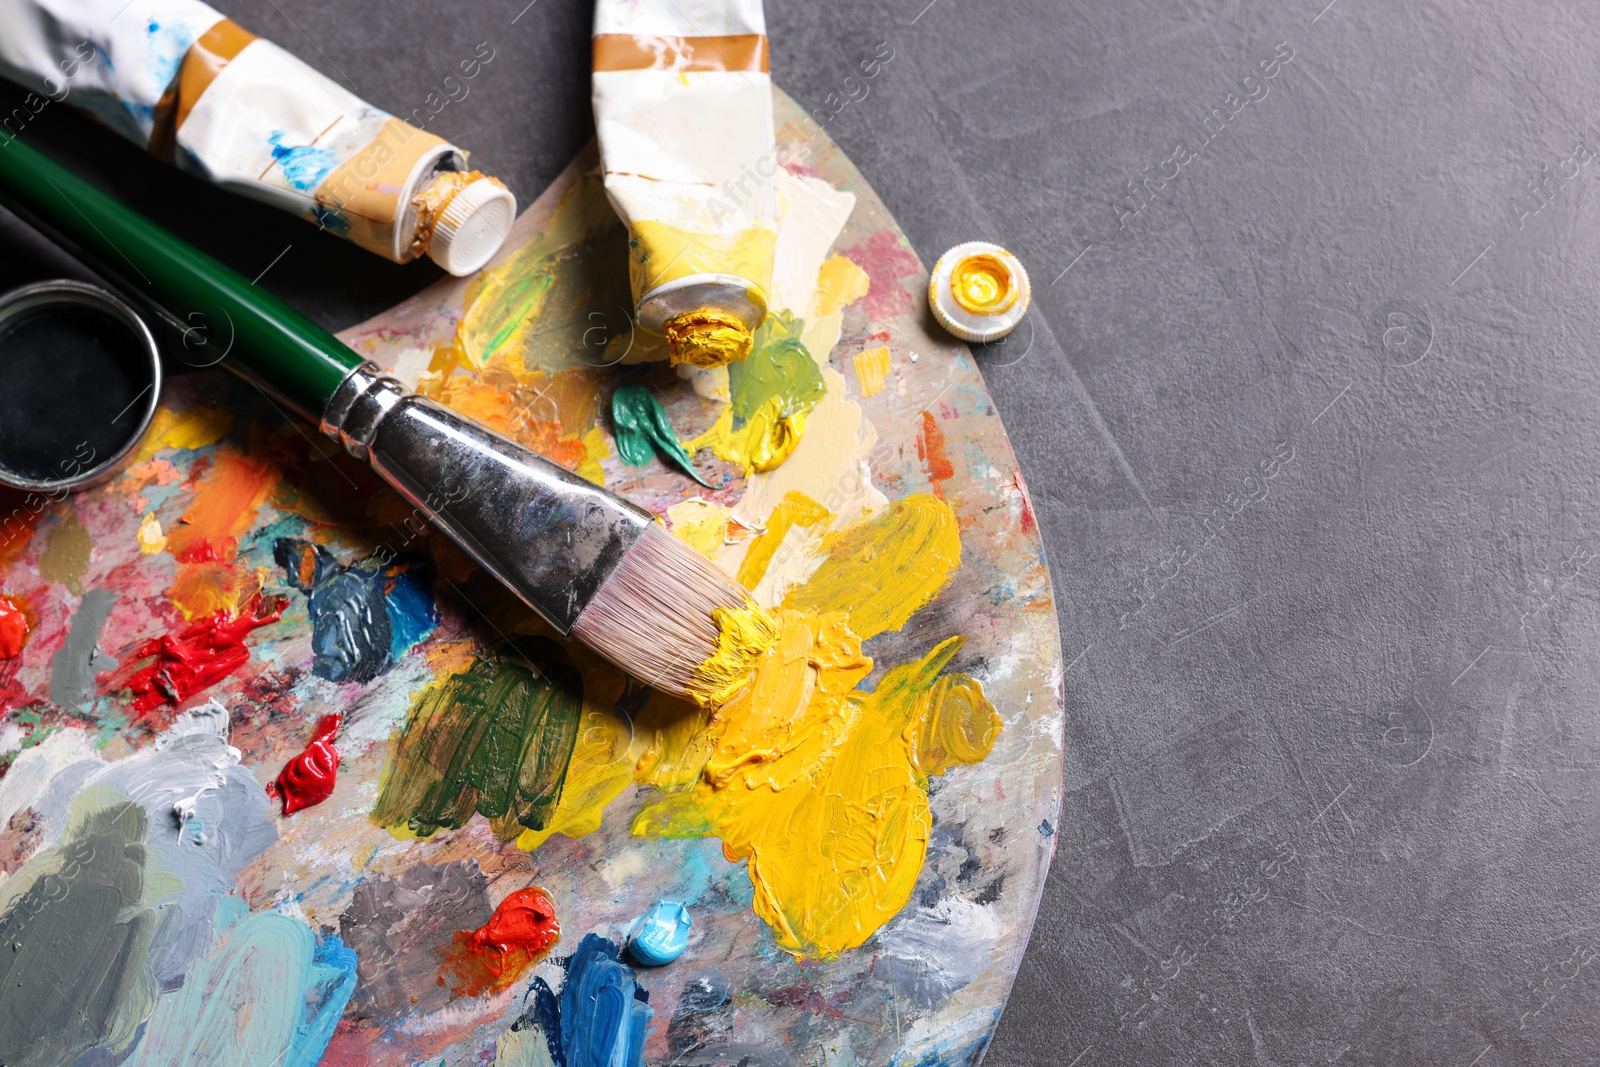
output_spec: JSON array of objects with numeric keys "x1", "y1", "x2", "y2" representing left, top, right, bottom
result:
[{"x1": 3, "y1": 1, "x2": 1598, "y2": 1064}]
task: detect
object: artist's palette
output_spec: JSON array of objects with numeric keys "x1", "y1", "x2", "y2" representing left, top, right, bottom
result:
[{"x1": 0, "y1": 92, "x2": 1062, "y2": 1066}]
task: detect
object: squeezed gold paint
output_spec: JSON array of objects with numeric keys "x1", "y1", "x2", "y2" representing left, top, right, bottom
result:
[
  {"x1": 661, "y1": 308, "x2": 754, "y2": 368},
  {"x1": 685, "y1": 602, "x2": 780, "y2": 708},
  {"x1": 409, "y1": 170, "x2": 501, "y2": 259},
  {"x1": 949, "y1": 252, "x2": 1019, "y2": 315}
]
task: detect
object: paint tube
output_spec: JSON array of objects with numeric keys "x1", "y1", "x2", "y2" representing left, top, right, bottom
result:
[
  {"x1": 591, "y1": 0, "x2": 777, "y2": 367},
  {"x1": 0, "y1": 0, "x2": 515, "y2": 275}
]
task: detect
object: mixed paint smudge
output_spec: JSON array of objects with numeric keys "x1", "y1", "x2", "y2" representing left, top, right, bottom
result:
[{"x1": 0, "y1": 96, "x2": 1060, "y2": 1067}]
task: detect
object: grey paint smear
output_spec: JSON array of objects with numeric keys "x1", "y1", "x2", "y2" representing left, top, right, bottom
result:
[
  {"x1": 339, "y1": 860, "x2": 493, "y2": 1023},
  {"x1": 36, "y1": 702, "x2": 277, "y2": 990},
  {"x1": 0, "y1": 788, "x2": 159, "y2": 1067},
  {"x1": 47, "y1": 588, "x2": 118, "y2": 709}
]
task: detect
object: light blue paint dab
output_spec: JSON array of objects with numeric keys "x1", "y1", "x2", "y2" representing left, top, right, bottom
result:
[
  {"x1": 124, "y1": 912, "x2": 358, "y2": 1067},
  {"x1": 627, "y1": 900, "x2": 691, "y2": 966}
]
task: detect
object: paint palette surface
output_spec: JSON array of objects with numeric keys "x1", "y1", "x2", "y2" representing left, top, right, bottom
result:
[{"x1": 0, "y1": 93, "x2": 1062, "y2": 1066}]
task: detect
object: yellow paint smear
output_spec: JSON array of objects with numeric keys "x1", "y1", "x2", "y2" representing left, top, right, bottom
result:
[
  {"x1": 576, "y1": 427, "x2": 609, "y2": 486},
  {"x1": 506, "y1": 494, "x2": 992, "y2": 957},
  {"x1": 689, "y1": 395, "x2": 806, "y2": 475},
  {"x1": 130, "y1": 405, "x2": 232, "y2": 465},
  {"x1": 812, "y1": 254, "x2": 871, "y2": 318},
  {"x1": 784, "y1": 494, "x2": 962, "y2": 639},
  {"x1": 735, "y1": 491, "x2": 831, "y2": 591},
  {"x1": 666, "y1": 499, "x2": 732, "y2": 559},
  {"x1": 852, "y1": 345, "x2": 891, "y2": 397},
  {"x1": 685, "y1": 602, "x2": 781, "y2": 709}
]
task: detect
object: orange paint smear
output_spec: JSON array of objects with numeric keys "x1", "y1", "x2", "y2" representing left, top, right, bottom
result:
[
  {"x1": 917, "y1": 411, "x2": 954, "y2": 500},
  {"x1": 167, "y1": 561, "x2": 264, "y2": 621},
  {"x1": 0, "y1": 594, "x2": 31, "y2": 659},
  {"x1": 116, "y1": 592, "x2": 286, "y2": 716},
  {"x1": 441, "y1": 886, "x2": 560, "y2": 997},
  {"x1": 165, "y1": 450, "x2": 277, "y2": 563}
]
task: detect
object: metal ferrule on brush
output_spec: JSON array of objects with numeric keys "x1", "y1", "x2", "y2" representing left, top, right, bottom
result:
[{"x1": 319, "y1": 362, "x2": 750, "y2": 698}]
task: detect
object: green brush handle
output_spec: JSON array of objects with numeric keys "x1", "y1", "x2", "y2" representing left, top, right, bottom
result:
[{"x1": 0, "y1": 134, "x2": 362, "y2": 420}]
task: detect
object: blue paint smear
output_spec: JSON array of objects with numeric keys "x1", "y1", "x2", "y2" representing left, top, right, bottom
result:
[
  {"x1": 266, "y1": 132, "x2": 343, "y2": 192},
  {"x1": 560, "y1": 934, "x2": 653, "y2": 1067},
  {"x1": 274, "y1": 539, "x2": 437, "y2": 684},
  {"x1": 286, "y1": 932, "x2": 359, "y2": 1067},
  {"x1": 507, "y1": 977, "x2": 566, "y2": 1066}
]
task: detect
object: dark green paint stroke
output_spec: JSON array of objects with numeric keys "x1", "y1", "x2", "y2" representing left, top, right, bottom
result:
[
  {"x1": 728, "y1": 310, "x2": 827, "y2": 426},
  {"x1": 371, "y1": 639, "x2": 584, "y2": 839},
  {"x1": 0, "y1": 789, "x2": 159, "y2": 1067},
  {"x1": 611, "y1": 384, "x2": 714, "y2": 488}
]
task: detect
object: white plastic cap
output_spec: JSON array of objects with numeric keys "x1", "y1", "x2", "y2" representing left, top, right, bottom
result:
[
  {"x1": 929, "y1": 241, "x2": 1031, "y2": 344},
  {"x1": 426, "y1": 178, "x2": 516, "y2": 276}
]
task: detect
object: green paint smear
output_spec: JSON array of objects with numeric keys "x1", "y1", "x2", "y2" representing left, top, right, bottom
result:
[
  {"x1": 372, "y1": 639, "x2": 584, "y2": 840},
  {"x1": 728, "y1": 310, "x2": 827, "y2": 427},
  {"x1": 0, "y1": 788, "x2": 159, "y2": 1067},
  {"x1": 611, "y1": 383, "x2": 714, "y2": 488}
]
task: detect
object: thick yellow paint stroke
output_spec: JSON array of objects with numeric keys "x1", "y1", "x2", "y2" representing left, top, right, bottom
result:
[
  {"x1": 783, "y1": 493, "x2": 961, "y2": 639},
  {"x1": 685, "y1": 602, "x2": 781, "y2": 709},
  {"x1": 735, "y1": 491, "x2": 831, "y2": 591},
  {"x1": 631, "y1": 492, "x2": 997, "y2": 958},
  {"x1": 508, "y1": 493, "x2": 990, "y2": 957}
]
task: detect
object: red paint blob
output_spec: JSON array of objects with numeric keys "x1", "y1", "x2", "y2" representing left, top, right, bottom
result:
[
  {"x1": 117, "y1": 593, "x2": 286, "y2": 715},
  {"x1": 442, "y1": 886, "x2": 561, "y2": 997},
  {"x1": 0, "y1": 595, "x2": 30, "y2": 659},
  {"x1": 271, "y1": 714, "x2": 342, "y2": 815}
]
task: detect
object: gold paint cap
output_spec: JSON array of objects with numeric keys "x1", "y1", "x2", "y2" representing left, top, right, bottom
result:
[
  {"x1": 427, "y1": 177, "x2": 516, "y2": 276},
  {"x1": 929, "y1": 241, "x2": 1031, "y2": 344}
]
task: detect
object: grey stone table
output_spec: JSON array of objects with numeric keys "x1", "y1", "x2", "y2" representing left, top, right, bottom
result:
[{"x1": 4, "y1": 1, "x2": 1598, "y2": 1064}]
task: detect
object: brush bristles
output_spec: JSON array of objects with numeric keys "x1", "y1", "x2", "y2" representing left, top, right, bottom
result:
[{"x1": 571, "y1": 522, "x2": 749, "y2": 701}]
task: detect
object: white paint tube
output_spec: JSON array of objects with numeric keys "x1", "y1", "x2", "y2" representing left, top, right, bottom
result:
[
  {"x1": 0, "y1": 0, "x2": 514, "y2": 275},
  {"x1": 591, "y1": 0, "x2": 778, "y2": 367}
]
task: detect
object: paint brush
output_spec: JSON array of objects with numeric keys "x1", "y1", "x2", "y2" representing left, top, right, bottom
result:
[{"x1": 0, "y1": 134, "x2": 771, "y2": 705}]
